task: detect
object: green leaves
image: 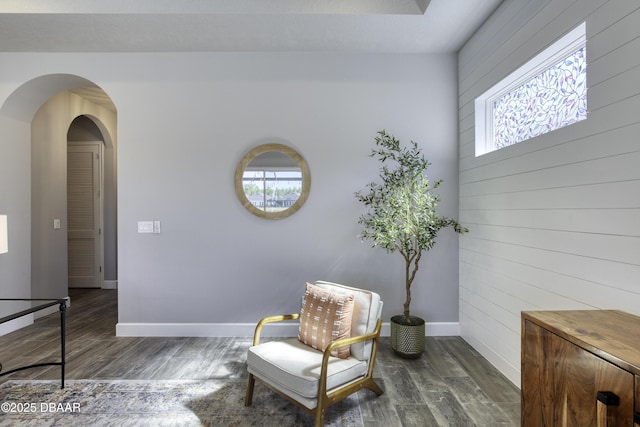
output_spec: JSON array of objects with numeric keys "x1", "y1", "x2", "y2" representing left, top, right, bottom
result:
[
  {"x1": 356, "y1": 130, "x2": 465, "y2": 257},
  {"x1": 355, "y1": 130, "x2": 468, "y2": 320}
]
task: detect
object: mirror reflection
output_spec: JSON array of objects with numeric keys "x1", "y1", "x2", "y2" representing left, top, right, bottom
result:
[
  {"x1": 242, "y1": 151, "x2": 302, "y2": 213},
  {"x1": 234, "y1": 143, "x2": 310, "y2": 220}
]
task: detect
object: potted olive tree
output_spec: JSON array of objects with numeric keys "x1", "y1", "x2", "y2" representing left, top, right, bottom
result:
[{"x1": 356, "y1": 130, "x2": 467, "y2": 358}]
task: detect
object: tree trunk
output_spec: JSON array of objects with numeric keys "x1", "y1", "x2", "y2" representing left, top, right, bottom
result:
[{"x1": 403, "y1": 250, "x2": 422, "y2": 325}]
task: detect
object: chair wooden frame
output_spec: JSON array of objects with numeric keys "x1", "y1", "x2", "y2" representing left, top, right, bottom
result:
[{"x1": 245, "y1": 313, "x2": 384, "y2": 427}]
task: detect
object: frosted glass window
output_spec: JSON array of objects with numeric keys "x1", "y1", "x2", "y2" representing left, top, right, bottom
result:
[
  {"x1": 475, "y1": 22, "x2": 587, "y2": 156},
  {"x1": 492, "y1": 47, "x2": 586, "y2": 149}
]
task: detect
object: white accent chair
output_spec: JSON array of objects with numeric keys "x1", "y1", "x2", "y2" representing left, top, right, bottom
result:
[{"x1": 245, "y1": 280, "x2": 384, "y2": 427}]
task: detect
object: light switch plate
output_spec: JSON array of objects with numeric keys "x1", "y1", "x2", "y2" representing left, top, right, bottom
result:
[
  {"x1": 53, "y1": 219, "x2": 61, "y2": 229},
  {"x1": 137, "y1": 221, "x2": 154, "y2": 233}
]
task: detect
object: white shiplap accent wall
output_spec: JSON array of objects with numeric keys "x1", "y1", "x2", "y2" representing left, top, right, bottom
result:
[{"x1": 457, "y1": 0, "x2": 640, "y2": 387}]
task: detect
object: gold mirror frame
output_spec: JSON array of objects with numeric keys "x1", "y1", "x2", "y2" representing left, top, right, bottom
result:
[{"x1": 235, "y1": 143, "x2": 311, "y2": 220}]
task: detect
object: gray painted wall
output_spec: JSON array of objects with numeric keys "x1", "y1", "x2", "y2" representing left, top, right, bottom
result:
[
  {"x1": 0, "y1": 116, "x2": 30, "y2": 299},
  {"x1": 458, "y1": 0, "x2": 640, "y2": 386},
  {"x1": 0, "y1": 52, "x2": 461, "y2": 336}
]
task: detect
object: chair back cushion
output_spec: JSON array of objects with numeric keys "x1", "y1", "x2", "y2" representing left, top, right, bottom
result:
[{"x1": 312, "y1": 280, "x2": 382, "y2": 360}]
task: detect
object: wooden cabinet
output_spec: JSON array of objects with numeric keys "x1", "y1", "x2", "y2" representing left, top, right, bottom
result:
[{"x1": 522, "y1": 310, "x2": 640, "y2": 427}]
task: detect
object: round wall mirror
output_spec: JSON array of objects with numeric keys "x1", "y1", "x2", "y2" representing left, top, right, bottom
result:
[{"x1": 234, "y1": 143, "x2": 311, "y2": 220}]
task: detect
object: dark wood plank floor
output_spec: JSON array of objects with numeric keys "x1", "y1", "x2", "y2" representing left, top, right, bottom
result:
[{"x1": 0, "y1": 289, "x2": 520, "y2": 426}]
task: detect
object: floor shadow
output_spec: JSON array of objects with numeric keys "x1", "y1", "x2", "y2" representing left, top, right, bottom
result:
[{"x1": 186, "y1": 378, "x2": 364, "y2": 427}]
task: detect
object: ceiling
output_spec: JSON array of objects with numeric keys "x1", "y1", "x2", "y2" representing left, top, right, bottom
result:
[{"x1": 0, "y1": 0, "x2": 503, "y2": 53}]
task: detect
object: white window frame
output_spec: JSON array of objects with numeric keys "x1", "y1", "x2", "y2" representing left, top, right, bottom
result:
[{"x1": 475, "y1": 22, "x2": 586, "y2": 156}]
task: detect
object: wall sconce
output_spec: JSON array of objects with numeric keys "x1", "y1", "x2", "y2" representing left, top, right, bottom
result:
[{"x1": 0, "y1": 215, "x2": 7, "y2": 254}]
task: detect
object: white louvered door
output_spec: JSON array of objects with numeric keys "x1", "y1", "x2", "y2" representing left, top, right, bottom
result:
[{"x1": 67, "y1": 143, "x2": 103, "y2": 288}]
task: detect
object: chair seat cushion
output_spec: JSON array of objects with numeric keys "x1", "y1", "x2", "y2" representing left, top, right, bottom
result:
[{"x1": 247, "y1": 338, "x2": 368, "y2": 399}]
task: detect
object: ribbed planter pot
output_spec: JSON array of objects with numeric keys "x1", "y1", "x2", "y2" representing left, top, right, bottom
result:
[{"x1": 390, "y1": 315, "x2": 425, "y2": 359}]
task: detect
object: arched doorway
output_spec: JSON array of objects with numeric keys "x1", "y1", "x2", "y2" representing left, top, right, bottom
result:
[{"x1": 0, "y1": 74, "x2": 117, "y2": 306}]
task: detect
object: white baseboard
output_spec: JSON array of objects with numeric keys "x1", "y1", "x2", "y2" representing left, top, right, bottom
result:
[
  {"x1": 103, "y1": 280, "x2": 118, "y2": 290},
  {"x1": 380, "y1": 321, "x2": 460, "y2": 337},
  {"x1": 0, "y1": 315, "x2": 34, "y2": 336},
  {"x1": 116, "y1": 321, "x2": 461, "y2": 338},
  {"x1": 462, "y1": 333, "x2": 520, "y2": 388},
  {"x1": 426, "y1": 322, "x2": 461, "y2": 336},
  {"x1": 116, "y1": 322, "x2": 293, "y2": 337},
  {"x1": 0, "y1": 297, "x2": 69, "y2": 336},
  {"x1": 33, "y1": 297, "x2": 70, "y2": 320}
]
